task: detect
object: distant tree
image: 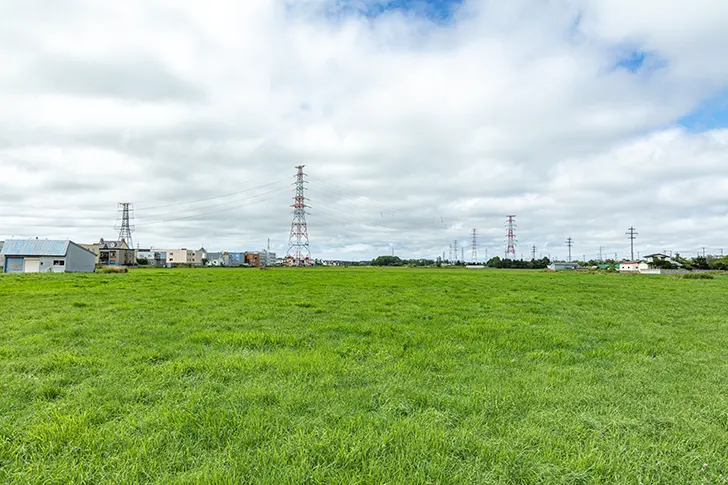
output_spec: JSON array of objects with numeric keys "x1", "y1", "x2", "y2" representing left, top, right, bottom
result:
[
  {"x1": 692, "y1": 256, "x2": 710, "y2": 270},
  {"x1": 136, "y1": 257, "x2": 149, "y2": 266},
  {"x1": 652, "y1": 259, "x2": 677, "y2": 269},
  {"x1": 486, "y1": 256, "x2": 502, "y2": 268},
  {"x1": 371, "y1": 256, "x2": 404, "y2": 266},
  {"x1": 710, "y1": 256, "x2": 728, "y2": 270}
]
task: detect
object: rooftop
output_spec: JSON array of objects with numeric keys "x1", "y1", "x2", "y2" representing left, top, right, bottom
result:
[{"x1": 0, "y1": 239, "x2": 71, "y2": 257}]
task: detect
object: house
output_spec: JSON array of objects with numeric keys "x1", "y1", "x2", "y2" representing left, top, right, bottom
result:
[
  {"x1": 618, "y1": 261, "x2": 643, "y2": 273},
  {"x1": 206, "y1": 252, "x2": 232, "y2": 267},
  {"x1": 547, "y1": 262, "x2": 581, "y2": 271},
  {"x1": 644, "y1": 253, "x2": 670, "y2": 263},
  {"x1": 99, "y1": 239, "x2": 135, "y2": 266},
  {"x1": 1, "y1": 239, "x2": 95, "y2": 273},
  {"x1": 137, "y1": 250, "x2": 167, "y2": 267},
  {"x1": 82, "y1": 238, "x2": 135, "y2": 266},
  {"x1": 244, "y1": 252, "x2": 261, "y2": 266},
  {"x1": 228, "y1": 252, "x2": 245, "y2": 266},
  {"x1": 163, "y1": 249, "x2": 203, "y2": 266}
]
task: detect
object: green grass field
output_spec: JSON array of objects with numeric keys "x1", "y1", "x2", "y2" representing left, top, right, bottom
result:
[{"x1": 1, "y1": 268, "x2": 727, "y2": 484}]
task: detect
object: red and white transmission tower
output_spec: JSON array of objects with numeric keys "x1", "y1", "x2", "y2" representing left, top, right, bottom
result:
[
  {"x1": 505, "y1": 215, "x2": 517, "y2": 258},
  {"x1": 286, "y1": 165, "x2": 311, "y2": 266},
  {"x1": 471, "y1": 228, "x2": 477, "y2": 261}
]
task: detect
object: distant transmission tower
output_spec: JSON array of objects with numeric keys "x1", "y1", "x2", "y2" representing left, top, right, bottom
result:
[
  {"x1": 471, "y1": 228, "x2": 478, "y2": 261},
  {"x1": 453, "y1": 239, "x2": 458, "y2": 262},
  {"x1": 286, "y1": 165, "x2": 311, "y2": 266},
  {"x1": 449, "y1": 244, "x2": 452, "y2": 262},
  {"x1": 505, "y1": 215, "x2": 517, "y2": 259},
  {"x1": 565, "y1": 237, "x2": 573, "y2": 262},
  {"x1": 625, "y1": 226, "x2": 637, "y2": 260},
  {"x1": 531, "y1": 245, "x2": 537, "y2": 260},
  {"x1": 115, "y1": 202, "x2": 134, "y2": 248},
  {"x1": 461, "y1": 247, "x2": 464, "y2": 261}
]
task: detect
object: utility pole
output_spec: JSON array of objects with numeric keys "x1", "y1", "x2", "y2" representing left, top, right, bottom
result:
[
  {"x1": 531, "y1": 245, "x2": 537, "y2": 260},
  {"x1": 599, "y1": 246, "x2": 604, "y2": 262},
  {"x1": 461, "y1": 247, "x2": 464, "y2": 262},
  {"x1": 565, "y1": 237, "x2": 573, "y2": 262},
  {"x1": 449, "y1": 244, "x2": 452, "y2": 262},
  {"x1": 266, "y1": 238, "x2": 271, "y2": 266},
  {"x1": 701, "y1": 247, "x2": 706, "y2": 258},
  {"x1": 625, "y1": 226, "x2": 637, "y2": 261}
]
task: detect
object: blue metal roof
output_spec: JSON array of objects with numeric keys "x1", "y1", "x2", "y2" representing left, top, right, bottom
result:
[{"x1": 0, "y1": 239, "x2": 70, "y2": 257}]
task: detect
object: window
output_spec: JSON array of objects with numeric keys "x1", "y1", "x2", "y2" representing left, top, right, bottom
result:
[{"x1": 53, "y1": 260, "x2": 65, "y2": 266}]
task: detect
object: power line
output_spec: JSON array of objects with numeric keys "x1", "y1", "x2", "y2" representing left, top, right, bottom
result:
[{"x1": 134, "y1": 179, "x2": 288, "y2": 211}]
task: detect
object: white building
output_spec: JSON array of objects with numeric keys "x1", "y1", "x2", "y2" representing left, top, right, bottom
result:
[
  {"x1": 618, "y1": 261, "x2": 647, "y2": 273},
  {"x1": 547, "y1": 262, "x2": 581, "y2": 271},
  {"x1": 1, "y1": 239, "x2": 95, "y2": 273}
]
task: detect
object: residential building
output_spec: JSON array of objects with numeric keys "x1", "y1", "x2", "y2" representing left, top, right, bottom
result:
[
  {"x1": 618, "y1": 261, "x2": 642, "y2": 273},
  {"x1": 1, "y1": 239, "x2": 95, "y2": 273},
  {"x1": 99, "y1": 239, "x2": 135, "y2": 266},
  {"x1": 228, "y1": 252, "x2": 245, "y2": 266},
  {"x1": 206, "y1": 252, "x2": 232, "y2": 267},
  {"x1": 244, "y1": 252, "x2": 261, "y2": 266},
  {"x1": 82, "y1": 238, "x2": 134, "y2": 265},
  {"x1": 137, "y1": 250, "x2": 167, "y2": 267},
  {"x1": 644, "y1": 253, "x2": 670, "y2": 263},
  {"x1": 260, "y1": 250, "x2": 277, "y2": 266},
  {"x1": 164, "y1": 249, "x2": 203, "y2": 266}
]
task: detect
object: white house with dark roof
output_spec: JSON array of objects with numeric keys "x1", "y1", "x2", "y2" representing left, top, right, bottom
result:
[{"x1": 1, "y1": 239, "x2": 95, "y2": 273}]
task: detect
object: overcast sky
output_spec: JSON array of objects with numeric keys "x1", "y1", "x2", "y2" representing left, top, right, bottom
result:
[{"x1": 1, "y1": 0, "x2": 727, "y2": 261}]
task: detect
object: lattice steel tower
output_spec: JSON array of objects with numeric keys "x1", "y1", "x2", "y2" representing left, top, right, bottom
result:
[
  {"x1": 115, "y1": 202, "x2": 134, "y2": 248},
  {"x1": 471, "y1": 228, "x2": 478, "y2": 261},
  {"x1": 505, "y1": 215, "x2": 517, "y2": 258},
  {"x1": 286, "y1": 165, "x2": 311, "y2": 266}
]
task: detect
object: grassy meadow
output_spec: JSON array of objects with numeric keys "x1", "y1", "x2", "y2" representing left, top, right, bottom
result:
[{"x1": 1, "y1": 267, "x2": 727, "y2": 484}]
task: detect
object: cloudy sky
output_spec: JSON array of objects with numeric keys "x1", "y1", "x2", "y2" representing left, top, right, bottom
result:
[{"x1": 1, "y1": 0, "x2": 727, "y2": 261}]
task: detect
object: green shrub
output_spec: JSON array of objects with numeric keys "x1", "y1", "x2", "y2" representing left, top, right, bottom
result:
[
  {"x1": 96, "y1": 266, "x2": 129, "y2": 274},
  {"x1": 680, "y1": 272, "x2": 713, "y2": 280}
]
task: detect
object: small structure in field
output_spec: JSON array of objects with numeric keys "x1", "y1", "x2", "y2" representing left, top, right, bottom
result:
[
  {"x1": 547, "y1": 262, "x2": 581, "y2": 271},
  {"x1": 617, "y1": 261, "x2": 647, "y2": 273},
  {"x1": 1, "y1": 239, "x2": 95, "y2": 273}
]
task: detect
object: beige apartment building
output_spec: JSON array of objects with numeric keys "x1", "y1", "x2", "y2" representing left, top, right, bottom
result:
[{"x1": 163, "y1": 249, "x2": 203, "y2": 266}]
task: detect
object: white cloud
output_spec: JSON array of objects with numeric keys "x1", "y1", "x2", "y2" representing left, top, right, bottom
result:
[{"x1": 0, "y1": 0, "x2": 727, "y2": 260}]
